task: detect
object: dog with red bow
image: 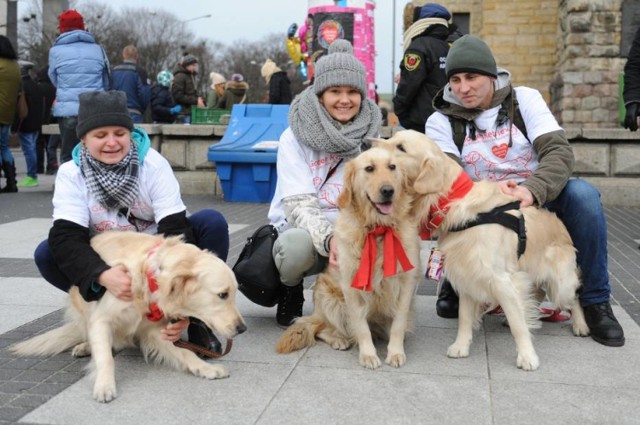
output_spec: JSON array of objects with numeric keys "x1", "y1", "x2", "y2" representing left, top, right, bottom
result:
[
  {"x1": 376, "y1": 130, "x2": 589, "y2": 371},
  {"x1": 11, "y1": 232, "x2": 246, "y2": 402},
  {"x1": 276, "y1": 147, "x2": 420, "y2": 369}
]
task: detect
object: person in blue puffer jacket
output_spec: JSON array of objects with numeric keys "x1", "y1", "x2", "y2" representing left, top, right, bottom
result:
[{"x1": 48, "y1": 9, "x2": 110, "y2": 164}]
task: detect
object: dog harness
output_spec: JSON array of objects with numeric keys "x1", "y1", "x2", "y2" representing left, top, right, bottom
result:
[
  {"x1": 352, "y1": 226, "x2": 414, "y2": 292},
  {"x1": 448, "y1": 201, "x2": 527, "y2": 258},
  {"x1": 420, "y1": 171, "x2": 474, "y2": 240},
  {"x1": 145, "y1": 244, "x2": 164, "y2": 322}
]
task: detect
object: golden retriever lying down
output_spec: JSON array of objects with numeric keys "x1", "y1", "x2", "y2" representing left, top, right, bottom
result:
[
  {"x1": 276, "y1": 147, "x2": 420, "y2": 369},
  {"x1": 11, "y1": 232, "x2": 246, "y2": 402},
  {"x1": 377, "y1": 130, "x2": 589, "y2": 371}
]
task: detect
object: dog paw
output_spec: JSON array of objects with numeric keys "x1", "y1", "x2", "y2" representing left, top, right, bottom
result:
[
  {"x1": 572, "y1": 322, "x2": 590, "y2": 337},
  {"x1": 329, "y1": 339, "x2": 351, "y2": 350},
  {"x1": 385, "y1": 352, "x2": 406, "y2": 368},
  {"x1": 359, "y1": 353, "x2": 382, "y2": 369},
  {"x1": 516, "y1": 352, "x2": 540, "y2": 371},
  {"x1": 447, "y1": 343, "x2": 470, "y2": 358},
  {"x1": 71, "y1": 342, "x2": 91, "y2": 357},
  {"x1": 93, "y1": 380, "x2": 117, "y2": 403},
  {"x1": 195, "y1": 363, "x2": 229, "y2": 380}
]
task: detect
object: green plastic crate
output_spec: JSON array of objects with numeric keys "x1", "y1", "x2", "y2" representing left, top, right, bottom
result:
[{"x1": 191, "y1": 107, "x2": 231, "y2": 124}]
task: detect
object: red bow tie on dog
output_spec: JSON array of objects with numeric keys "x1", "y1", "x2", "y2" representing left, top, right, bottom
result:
[{"x1": 352, "y1": 226, "x2": 414, "y2": 292}]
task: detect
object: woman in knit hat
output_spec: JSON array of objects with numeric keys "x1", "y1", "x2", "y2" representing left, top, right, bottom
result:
[
  {"x1": 216, "y1": 73, "x2": 249, "y2": 109},
  {"x1": 267, "y1": 39, "x2": 382, "y2": 327},
  {"x1": 150, "y1": 70, "x2": 182, "y2": 123},
  {"x1": 33, "y1": 90, "x2": 230, "y2": 352},
  {"x1": 206, "y1": 72, "x2": 226, "y2": 109},
  {"x1": 425, "y1": 35, "x2": 625, "y2": 348}
]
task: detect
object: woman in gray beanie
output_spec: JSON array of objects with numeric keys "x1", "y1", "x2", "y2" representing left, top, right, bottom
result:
[
  {"x1": 267, "y1": 39, "x2": 382, "y2": 327},
  {"x1": 33, "y1": 90, "x2": 230, "y2": 353}
]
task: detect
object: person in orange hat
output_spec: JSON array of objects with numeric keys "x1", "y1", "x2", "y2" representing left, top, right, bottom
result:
[{"x1": 48, "y1": 9, "x2": 110, "y2": 164}]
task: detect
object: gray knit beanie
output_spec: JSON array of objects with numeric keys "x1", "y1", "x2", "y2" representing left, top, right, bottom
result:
[
  {"x1": 76, "y1": 91, "x2": 134, "y2": 139},
  {"x1": 313, "y1": 39, "x2": 367, "y2": 98},
  {"x1": 445, "y1": 34, "x2": 498, "y2": 79}
]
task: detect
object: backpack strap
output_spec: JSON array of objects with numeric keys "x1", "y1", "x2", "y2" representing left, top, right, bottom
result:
[
  {"x1": 449, "y1": 116, "x2": 467, "y2": 155},
  {"x1": 510, "y1": 90, "x2": 528, "y2": 142}
]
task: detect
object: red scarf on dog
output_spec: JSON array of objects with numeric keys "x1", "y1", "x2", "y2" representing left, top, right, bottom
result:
[
  {"x1": 420, "y1": 171, "x2": 474, "y2": 240},
  {"x1": 145, "y1": 244, "x2": 164, "y2": 322},
  {"x1": 352, "y1": 226, "x2": 414, "y2": 292}
]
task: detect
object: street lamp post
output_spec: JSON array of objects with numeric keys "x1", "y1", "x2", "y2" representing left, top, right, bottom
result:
[
  {"x1": 182, "y1": 14, "x2": 212, "y2": 23},
  {"x1": 391, "y1": 0, "x2": 396, "y2": 94}
]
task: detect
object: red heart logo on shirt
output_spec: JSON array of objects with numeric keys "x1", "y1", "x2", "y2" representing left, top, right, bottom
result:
[{"x1": 491, "y1": 144, "x2": 509, "y2": 159}]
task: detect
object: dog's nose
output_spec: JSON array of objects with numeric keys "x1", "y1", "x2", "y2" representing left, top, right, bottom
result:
[
  {"x1": 380, "y1": 185, "x2": 394, "y2": 200},
  {"x1": 236, "y1": 322, "x2": 247, "y2": 335}
]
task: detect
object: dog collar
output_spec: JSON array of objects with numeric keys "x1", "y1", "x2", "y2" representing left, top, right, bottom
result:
[
  {"x1": 145, "y1": 243, "x2": 164, "y2": 322},
  {"x1": 352, "y1": 226, "x2": 414, "y2": 292},
  {"x1": 420, "y1": 171, "x2": 474, "y2": 239}
]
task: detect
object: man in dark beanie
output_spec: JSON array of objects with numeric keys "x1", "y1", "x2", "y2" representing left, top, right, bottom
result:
[
  {"x1": 425, "y1": 34, "x2": 625, "y2": 348},
  {"x1": 393, "y1": 2, "x2": 460, "y2": 132},
  {"x1": 171, "y1": 54, "x2": 204, "y2": 123},
  {"x1": 49, "y1": 9, "x2": 110, "y2": 163}
]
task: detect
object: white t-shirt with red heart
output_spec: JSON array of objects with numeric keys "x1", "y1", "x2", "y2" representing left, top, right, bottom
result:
[{"x1": 425, "y1": 86, "x2": 562, "y2": 183}]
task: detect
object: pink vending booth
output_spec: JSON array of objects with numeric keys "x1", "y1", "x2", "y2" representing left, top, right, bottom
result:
[{"x1": 306, "y1": 0, "x2": 376, "y2": 100}]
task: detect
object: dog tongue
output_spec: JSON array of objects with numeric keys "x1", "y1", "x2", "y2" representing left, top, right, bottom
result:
[{"x1": 376, "y1": 202, "x2": 393, "y2": 215}]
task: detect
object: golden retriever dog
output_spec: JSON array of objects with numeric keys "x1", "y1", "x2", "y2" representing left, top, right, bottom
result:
[
  {"x1": 276, "y1": 147, "x2": 420, "y2": 369},
  {"x1": 11, "y1": 232, "x2": 246, "y2": 402},
  {"x1": 376, "y1": 130, "x2": 589, "y2": 371}
]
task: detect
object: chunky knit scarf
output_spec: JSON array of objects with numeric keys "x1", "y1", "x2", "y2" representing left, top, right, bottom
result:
[
  {"x1": 80, "y1": 143, "x2": 140, "y2": 211},
  {"x1": 289, "y1": 86, "x2": 382, "y2": 158}
]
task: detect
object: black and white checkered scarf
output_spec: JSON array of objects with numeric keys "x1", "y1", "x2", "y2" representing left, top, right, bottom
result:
[{"x1": 80, "y1": 143, "x2": 140, "y2": 211}]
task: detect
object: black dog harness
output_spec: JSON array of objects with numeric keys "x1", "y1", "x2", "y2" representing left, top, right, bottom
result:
[{"x1": 449, "y1": 201, "x2": 527, "y2": 258}]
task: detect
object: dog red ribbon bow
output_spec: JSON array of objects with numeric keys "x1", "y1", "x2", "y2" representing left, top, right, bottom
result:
[{"x1": 351, "y1": 226, "x2": 414, "y2": 292}]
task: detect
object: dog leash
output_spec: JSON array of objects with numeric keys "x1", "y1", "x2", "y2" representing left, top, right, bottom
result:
[{"x1": 174, "y1": 338, "x2": 233, "y2": 359}]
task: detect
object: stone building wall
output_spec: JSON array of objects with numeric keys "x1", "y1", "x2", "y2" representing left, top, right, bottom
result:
[{"x1": 406, "y1": 0, "x2": 628, "y2": 128}]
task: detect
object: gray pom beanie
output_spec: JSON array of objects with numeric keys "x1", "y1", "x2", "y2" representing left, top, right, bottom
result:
[
  {"x1": 445, "y1": 34, "x2": 498, "y2": 79},
  {"x1": 76, "y1": 91, "x2": 134, "y2": 139},
  {"x1": 313, "y1": 39, "x2": 367, "y2": 98}
]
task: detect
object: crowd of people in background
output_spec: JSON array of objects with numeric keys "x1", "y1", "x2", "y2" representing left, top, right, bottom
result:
[{"x1": 0, "y1": 7, "x2": 297, "y2": 192}]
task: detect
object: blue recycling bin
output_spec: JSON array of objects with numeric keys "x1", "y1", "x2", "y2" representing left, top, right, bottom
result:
[{"x1": 207, "y1": 104, "x2": 289, "y2": 202}]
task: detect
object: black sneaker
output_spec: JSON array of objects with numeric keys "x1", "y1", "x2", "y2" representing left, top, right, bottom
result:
[
  {"x1": 583, "y1": 302, "x2": 625, "y2": 347},
  {"x1": 276, "y1": 282, "x2": 304, "y2": 328},
  {"x1": 188, "y1": 318, "x2": 222, "y2": 354},
  {"x1": 436, "y1": 278, "x2": 459, "y2": 319}
]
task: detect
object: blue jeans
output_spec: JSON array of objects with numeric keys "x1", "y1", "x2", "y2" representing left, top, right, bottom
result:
[
  {"x1": 0, "y1": 124, "x2": 15, "y2": 164},
  {"x1": 544, "y1": 179, "x2": 611, "y2": 307},
  {"x1": 34, "y1": 209, "x2": 230, "y2": 293},
  {"x1": 58, "y1": 116, "x2": 79, "y2": 163},
  {"x1": 19, "y1": 131, "x2": 39, "y2": 178}
]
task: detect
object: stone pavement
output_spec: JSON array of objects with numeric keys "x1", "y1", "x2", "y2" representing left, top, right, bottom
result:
[{"x1": 1, "y1": 154, "x2": 640, "y2": 425}]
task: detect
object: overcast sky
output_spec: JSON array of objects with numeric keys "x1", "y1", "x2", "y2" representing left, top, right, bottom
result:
[{"x1": 63, "y1": 0, "x2": 406, "y2": 94}]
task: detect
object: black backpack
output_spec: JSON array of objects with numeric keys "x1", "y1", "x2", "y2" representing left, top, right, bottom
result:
[{"x1": 449, "y1": 89, "x2": 529, "y2": 154}]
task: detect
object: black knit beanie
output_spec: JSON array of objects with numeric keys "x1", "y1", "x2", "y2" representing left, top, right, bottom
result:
[
  {"x1": 445, "y1": 35, "x2": 498, "y2": 79},
  {"x1": 76, "y1": 91, "x2": 134, "y2": 139}
]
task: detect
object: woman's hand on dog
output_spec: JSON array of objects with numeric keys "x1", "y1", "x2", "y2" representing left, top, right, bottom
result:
[
  {"x1": 98, "y1": 264, "x2": 133, "y2": 301},
  {"x1": 162, "y1": 319, "x2": 189, "y2": 342},
  {"x1": 497, "y1": 179, "x2": 535, "y2": 207}
]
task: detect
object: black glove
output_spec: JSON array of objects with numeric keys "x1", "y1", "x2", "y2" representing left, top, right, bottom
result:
[{"x1": 624, "y1": 102, "x2": 640, "y2": 131}]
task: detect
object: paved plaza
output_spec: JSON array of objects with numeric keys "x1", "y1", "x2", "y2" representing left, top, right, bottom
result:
[{"x1": 1, "y1": 152, "x2": 639, "y2": 425}]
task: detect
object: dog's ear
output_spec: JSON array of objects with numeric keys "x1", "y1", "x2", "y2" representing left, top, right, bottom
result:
[
  {"x1": 337, "y1": 160, "x2": 356, "y2": 209},
  {"x1": 363, "y1": 137, "x2": 385, "y2": 151},
  {"x1": 413, "y1": 156, "x2": 447, "y2": 194}
]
